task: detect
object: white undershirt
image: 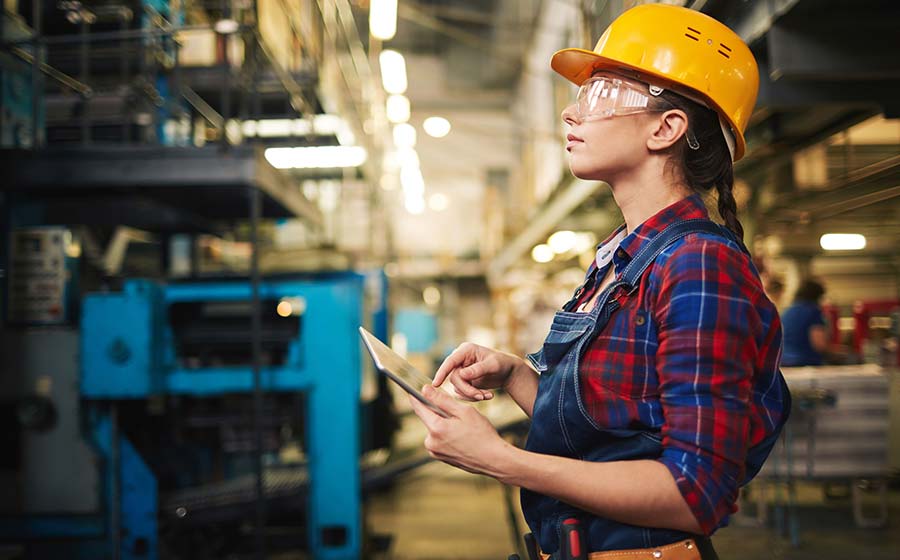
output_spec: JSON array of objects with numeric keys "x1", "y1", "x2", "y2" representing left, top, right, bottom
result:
[{"x1": 578, "y1": 229, "x2": 627, "y2": 312}]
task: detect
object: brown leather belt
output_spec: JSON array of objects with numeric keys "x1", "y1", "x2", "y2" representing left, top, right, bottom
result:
[{"x1": 540, "y1": 538, "x2": 703, "y2": 560}]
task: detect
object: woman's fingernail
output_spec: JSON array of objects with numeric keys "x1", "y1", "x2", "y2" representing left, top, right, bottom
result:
[
  {"x1": 474, "y1": 393, "x2": 483, "y2": 401},
  {"x1": 485, "y1": 392, "x2": 493, "y2": 399}
]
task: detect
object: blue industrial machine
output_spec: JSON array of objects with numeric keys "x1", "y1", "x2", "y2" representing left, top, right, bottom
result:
[
  {"x1": 1, "y1": 0, "x2": 396, "y2": 556},
  {"x1": 1, "y1": 272, "x2": 386, "y2": 560}
]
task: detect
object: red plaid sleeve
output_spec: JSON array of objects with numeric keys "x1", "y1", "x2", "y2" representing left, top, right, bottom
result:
[{"x1": 651, "y1": 235, "x2": 763, "y2": 534}]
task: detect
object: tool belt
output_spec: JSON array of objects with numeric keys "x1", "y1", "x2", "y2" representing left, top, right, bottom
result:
[{"x1": 538, "y1": 539, "x2": 704, "y2": 560}]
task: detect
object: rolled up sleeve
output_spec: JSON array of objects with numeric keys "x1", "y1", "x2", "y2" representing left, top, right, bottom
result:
[{"x1": 651, "y1": 238, "x2": 759, "y2": 534}]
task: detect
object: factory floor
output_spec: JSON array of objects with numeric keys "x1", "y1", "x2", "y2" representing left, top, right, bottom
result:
[
  {"x1": 364, "y1": 409, "x2": 900, "y2": 560},
  {"x1": 365, "y1": 462, "x2": 900, "y2": 560}
]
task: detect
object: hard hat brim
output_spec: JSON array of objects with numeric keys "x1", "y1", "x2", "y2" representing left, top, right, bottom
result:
[{"x1": 550, "y1": 47, "x2": 746, "y2": 160}]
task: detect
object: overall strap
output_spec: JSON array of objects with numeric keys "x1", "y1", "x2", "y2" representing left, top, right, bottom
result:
[{"x1": 619, "y1": 219, "x2": 736, "y2": 293}]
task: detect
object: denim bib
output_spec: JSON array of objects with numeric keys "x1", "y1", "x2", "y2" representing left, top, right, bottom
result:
[{"x1": 520, "y1": 219, "x2": 785, "y2": 553}]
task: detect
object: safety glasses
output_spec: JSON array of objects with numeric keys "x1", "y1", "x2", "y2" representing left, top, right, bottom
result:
[
  {"x1": 573, "y1": 76, "x2": 663, "y2": 121},
  {"x1": 572, "y1": 75, "x2": 701, "y2": 151}
]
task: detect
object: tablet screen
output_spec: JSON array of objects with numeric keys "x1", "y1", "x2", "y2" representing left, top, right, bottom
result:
[{"x1": 359, "y1": 326, "x2": 451, "y2": 418}]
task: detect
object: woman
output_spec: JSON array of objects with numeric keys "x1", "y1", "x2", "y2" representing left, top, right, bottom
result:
[
  {"x1": 408, "y1": 5, "x2": 790, "y2": 559},
  {"x1": 781, "y1": 279, "x2": 828, "y2": 366}
]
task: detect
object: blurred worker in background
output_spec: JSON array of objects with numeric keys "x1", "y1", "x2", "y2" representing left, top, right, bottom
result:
[
  {"x1": 407, "y1": 5, "x2": 790, "y2": 560},
  {"x1": 781, "y1": 279, "x2": 829, "y2": 366}
]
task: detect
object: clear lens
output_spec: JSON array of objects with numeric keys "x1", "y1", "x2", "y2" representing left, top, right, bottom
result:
[{"x1": 575, "y1": 77, "x2": 654, "y2": 121}]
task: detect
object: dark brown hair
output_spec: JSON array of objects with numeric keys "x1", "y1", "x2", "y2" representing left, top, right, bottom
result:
[
  {"x1": 652, "y1": 91, "x2": 744, "y2": 241},
  {"x1": 794, "y1": 279, "x2": 825, "y2": 303}
]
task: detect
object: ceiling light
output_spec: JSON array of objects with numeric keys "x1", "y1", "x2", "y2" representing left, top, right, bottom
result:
[
  {"x1": 405, "y1": 194, "x2": 425, "y2": 215},
  {"x1": 241, "y1": 115, "x2": 354, "y2": 144},
  {"x1": 531, "y1": 244, "x2": 554, "y2": 263},
  {"x1": 214, "y1": 18, "x2": 239, "y2": 35},
  {"x1": 393, "y1": 123, "x2": 417, "y2": 149},
  {"x1": 428, "y1": 193, "x2": 449, "y2": 212},
  {"x1": 255, "y1": 119, "x2": 293, "y2": 137},
  {"x1": 369, "y1": 0, "x2": 397, "y2": 41},
  {"x1": 423, "y1": 116, "x2": 451, "y2": 138},
  {"x1": 264, "y1": 146, "x2": 367, "y2": 169},
  {"x1": 400, "y1": 164, "x2": 425, "y2": 195},
  {"x1": 396, "y1": 148, "x2": 419, "y2": 168},
  {"x1": 820, "y1": 233, "x2": 866, "y2": 251},
  {"x1": 379, "y1": 49, "x2": 407, "y2": 94},
  {"x1": 547, "y1": 230, "x2": 577, "y2": 254},
  {"x1": 386, "y1": 94, "x2": 410, "y2": 124},
  {"x1": 423, "y1": 285, "x2": 441, "y2": 306}
]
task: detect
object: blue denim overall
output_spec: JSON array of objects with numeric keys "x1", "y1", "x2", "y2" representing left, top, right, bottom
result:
[{"x1": 521, "y1": 219, "x2": 787, "y2": 555}]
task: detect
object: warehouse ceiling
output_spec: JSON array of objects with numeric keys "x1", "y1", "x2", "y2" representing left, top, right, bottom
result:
[{"x1": 374, "y1": 0, "x2": 538, "y2": 92}]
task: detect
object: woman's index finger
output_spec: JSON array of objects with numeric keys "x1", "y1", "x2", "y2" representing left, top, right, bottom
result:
[{"x1": 432, "y1": 347, "x2": 467, "y2": 386}]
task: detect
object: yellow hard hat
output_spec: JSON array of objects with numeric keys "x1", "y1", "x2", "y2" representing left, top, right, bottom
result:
[{"x1": 551, "y1": 4, "x2": 759, "y2": 161}]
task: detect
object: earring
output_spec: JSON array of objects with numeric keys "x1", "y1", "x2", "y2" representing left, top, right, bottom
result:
[{"x1": 685, "y1": 130, "x2": 700, "y2": 150}]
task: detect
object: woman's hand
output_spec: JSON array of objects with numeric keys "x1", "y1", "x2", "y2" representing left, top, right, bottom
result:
[
  {"x1": 432, "y1": 342, "x2": 526, "y2": 402},
  {"x1": 408, "y1": 385, "x2": 514, "y2": 478},
  {"x1": 408, "y1": 389, "x2": 702, "y2": 534}
]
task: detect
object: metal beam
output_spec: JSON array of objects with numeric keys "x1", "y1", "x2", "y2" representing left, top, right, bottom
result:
[
  {"x1": 767, "y1": 23, "x2": 900, "y2": 81},
  {"x1": 739, "y1": 108, "x2": 878, "y2": 173},
  {"x1": 762, "y1": 154, "x2": 900, "y2": 221},
  {"x1": 726, "y1": 0, "x2": 801, "y2": 46},
  {"x1": 757, "y1": 62, "x2": 900, "y2": 115}
]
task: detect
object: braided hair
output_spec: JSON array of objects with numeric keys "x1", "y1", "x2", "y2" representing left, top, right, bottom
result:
[{"x1": 652, "y1": 91, "x2": 744, "y2": 241}]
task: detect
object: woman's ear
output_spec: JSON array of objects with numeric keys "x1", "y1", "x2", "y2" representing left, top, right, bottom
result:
[{"x1": 646, "y1": 109, "x2": 689, "y2": 153}]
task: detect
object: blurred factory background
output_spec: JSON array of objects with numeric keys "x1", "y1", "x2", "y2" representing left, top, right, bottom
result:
[{"x1": 0, "y1": 0, "x2": 899, "y2": 558}]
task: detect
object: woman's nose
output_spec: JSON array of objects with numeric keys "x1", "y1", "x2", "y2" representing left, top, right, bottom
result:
[{"x1": 561, "y1": 103, "x2": 580, "y2": 126}]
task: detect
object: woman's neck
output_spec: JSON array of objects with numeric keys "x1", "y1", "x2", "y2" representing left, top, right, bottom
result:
[{"x1": 608, "y1": 160, "x2": 692, "y2": 234}]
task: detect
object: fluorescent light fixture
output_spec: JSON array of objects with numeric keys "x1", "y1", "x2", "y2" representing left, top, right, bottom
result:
[
  {"x1": 423, "y1": 116, "x2": 451, "y2": 138},
  {"x1": 405, "y1": 193, "x2": 425, "y2": 215},
  {"x1": 428, "y1": 193, "x2": 449, "y2": 212},
  {"x1": 241, "y1": 115, "x2": 355, "y2": 145},
  {"x1": 254, "y1": 119, "x2": 293, "y2": 137},
  {"x1": 820, "y1": 233, "x2": 866, "y2": 251},
  {"x1": 379, "y1": 49, "x2": 408, "y2": 94},
  {"x1": 386, "y1": 94, "x2": 410, "y2": 124},
  {"x1": 393, "y1": 123, "x2": 417, "y2": 149},
  {"x1": 400, "y1": 164, "x2": 425, "y2": 195},
  {"x1": 396, "y1": 148, "x2": 419, "y2": 168},
  {"x1": 369, "y1": 0, "x2": 397, "y2": 41},
  {"x1": 214, "y1": 18, "x2": 239, "y2": 34},
  {"x1": 313, "y1": 114, "x2": 355, "y2": 145},
  {"x1": 531, "y1": 244, "x2": 554, "y2": 263},
  {"x1": 264, "y1": 146, "x2": 367, "y2": 169},
  {"x1": 547, "y1": 230, "x2": 577, "y2": 254}
]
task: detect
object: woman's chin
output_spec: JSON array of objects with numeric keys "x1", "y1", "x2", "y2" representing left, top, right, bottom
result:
[{"x1": 568, "y1": 164, "x2": 606, "y2": 182}]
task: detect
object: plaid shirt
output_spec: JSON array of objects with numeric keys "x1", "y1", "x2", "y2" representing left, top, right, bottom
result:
[{"x1": 568, "y1": 194, "x2": 786, "y2": 534}]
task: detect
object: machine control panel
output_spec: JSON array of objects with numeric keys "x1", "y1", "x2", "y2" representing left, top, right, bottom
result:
[{"x1": 7, "y1": 227, "x2": 76, "y2": 324}]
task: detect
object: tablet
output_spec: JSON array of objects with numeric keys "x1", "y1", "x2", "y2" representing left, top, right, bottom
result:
[{"x1": 358, "y1": 326, "x2": 451, "y2": 418}]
